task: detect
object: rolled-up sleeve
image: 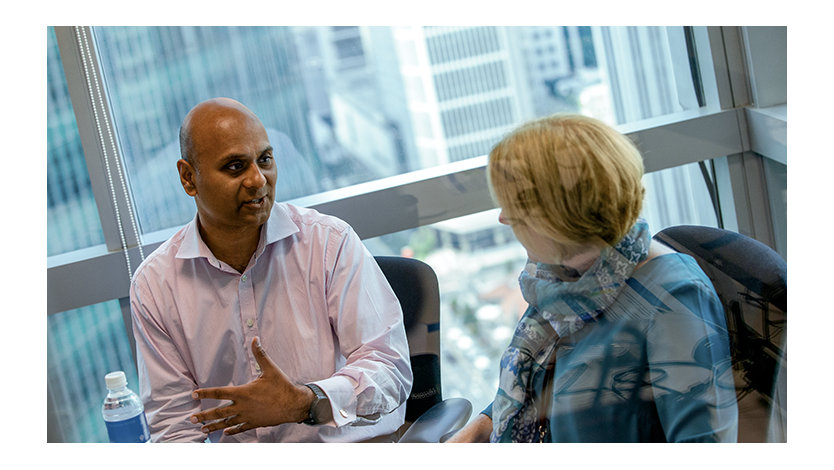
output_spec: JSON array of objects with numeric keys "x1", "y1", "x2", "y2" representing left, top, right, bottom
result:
[{"x1": 315, "y1": 227, "x2": 413, "y2": 427}]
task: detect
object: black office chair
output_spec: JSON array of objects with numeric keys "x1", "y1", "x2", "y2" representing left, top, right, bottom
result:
[
  {"x1": 653, "y1": 225, "x2": 786, "y2": 442},
  {"x1": 374, "y1": 256, "x2": 473, "y2": 442}
]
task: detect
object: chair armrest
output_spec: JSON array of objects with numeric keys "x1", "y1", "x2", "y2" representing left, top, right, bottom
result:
[{"x1": 397, "y1": 397, "x2": 473, "y2": 443}]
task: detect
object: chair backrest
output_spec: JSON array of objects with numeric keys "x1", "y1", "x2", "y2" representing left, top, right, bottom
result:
[
  {"x1": 375, "y1": 256, "x2": 442, "y2": 422},
  {"x1": 653, "y1": 225, "x2": 786, "y2": 442}
]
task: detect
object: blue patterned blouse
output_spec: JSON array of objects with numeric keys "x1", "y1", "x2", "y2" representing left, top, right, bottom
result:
[{"x1": 483, "y1": 253, "x2": 739, "y2": 442}]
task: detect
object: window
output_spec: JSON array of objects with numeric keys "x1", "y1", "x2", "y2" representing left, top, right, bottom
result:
[
  {"x1": 426, "y1": 27, "x2": 501, "y2": 64},
  {"x1": 642, "y1": 162, "x2": 719, "y2": 229},
  {"x1": 47, "y1": 27, "x2": 105, "y2": 256},
  {"x1": 47, "y1": 301, "x2": 137, "y2": 442},
  {"x1": 84, "y1": 26, "x2": 706, "y2": 238},
  {"x1": 433, "y1": 61, "x2": 507, "y2": 101}
]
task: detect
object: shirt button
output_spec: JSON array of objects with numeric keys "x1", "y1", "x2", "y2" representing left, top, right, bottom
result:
[
  {"x1": 241, "y1": 274, "x2": 247, "y2": 282},
  {"x1": 247, "y1": 319, "x2": 254, "y2": 328},
  {"x1": 255, "y1": 363, "x2": 261, "y2": 372},
  {"x1": 339, "y1": 409, "x2": 349, "y2": 418}
]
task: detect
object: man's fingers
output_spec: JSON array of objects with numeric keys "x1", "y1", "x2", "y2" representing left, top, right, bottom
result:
[
  {"x1": 190, "y1": 401, "x2": 235, "y2": 425},
  {"x1": 200, "y1": 415, "x2": 243, "y2": 434},
  {"x1": 192, "y1": 386, "x2": 236, "y2": 401},
  {"x1": 224, "y1": 421, "x2": 257, "y2": 436}
]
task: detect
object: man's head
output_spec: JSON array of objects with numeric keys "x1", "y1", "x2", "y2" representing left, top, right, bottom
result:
[{"x1": 177, "y1": 98, "x2": 277, "y2": 235}]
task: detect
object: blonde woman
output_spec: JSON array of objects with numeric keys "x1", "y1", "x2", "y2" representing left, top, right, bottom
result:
[{"x1": 448, "y1": 115, "x2": 738, "y2": 443}]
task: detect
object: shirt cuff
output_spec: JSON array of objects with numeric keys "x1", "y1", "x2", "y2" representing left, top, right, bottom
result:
[{"x1": 312, "y1": 375, "x2": 361, "y2": 427}]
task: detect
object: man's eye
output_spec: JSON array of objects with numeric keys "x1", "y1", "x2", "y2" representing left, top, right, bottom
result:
[
  {"x1": 258, "y1": 154, "x2": 273, "y2": 165},
  {"x1": 226, "y1": 162, "x2": 243, "y2": 171}
]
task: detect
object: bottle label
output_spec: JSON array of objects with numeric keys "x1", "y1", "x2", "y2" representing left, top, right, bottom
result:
[{"x1": 105, "y1": 413, "x2": 151, "y2": 443}]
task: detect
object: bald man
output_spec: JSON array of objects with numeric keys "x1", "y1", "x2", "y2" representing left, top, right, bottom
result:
[{"x1": 129, "y1": 98, "x2": 412, "y2": 442}]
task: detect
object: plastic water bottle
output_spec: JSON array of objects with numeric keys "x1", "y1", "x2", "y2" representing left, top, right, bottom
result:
[{"x1": 102, "y1": 371, "x2": 150, "y2": 443}]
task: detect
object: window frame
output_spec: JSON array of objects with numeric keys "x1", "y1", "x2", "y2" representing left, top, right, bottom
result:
[{"x1": 47, "y1": 24, "x2": 786, "y2": 343}]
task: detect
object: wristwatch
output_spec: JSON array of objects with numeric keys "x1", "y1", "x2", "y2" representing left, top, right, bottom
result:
[{"x1": 302, "y1": 383, "x2": 329, "y2": 425}]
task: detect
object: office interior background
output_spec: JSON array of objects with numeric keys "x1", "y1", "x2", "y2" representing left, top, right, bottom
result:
[{"x1": 46, "y1": 25, "x2": 787, "y2": 443}]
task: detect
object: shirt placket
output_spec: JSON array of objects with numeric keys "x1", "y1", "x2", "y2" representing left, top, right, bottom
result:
[{"x1": 238, "y1": 271, "x2": 261, "y2": 378}]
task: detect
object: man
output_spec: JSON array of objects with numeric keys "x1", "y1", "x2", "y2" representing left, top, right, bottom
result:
[{"x1": 129, "y1": 97, "x2": 412, "y2": 442}]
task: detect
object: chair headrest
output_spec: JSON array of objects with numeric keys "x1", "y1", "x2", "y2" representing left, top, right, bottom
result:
[
  {"x1": 653, "y1": 225, "x2": 786, "y2": 312},
  {"x1": 374, "y1": 256, "x2": 440, "y2": 332}
]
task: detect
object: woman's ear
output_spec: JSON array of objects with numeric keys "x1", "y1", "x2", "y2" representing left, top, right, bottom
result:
[{"x1": 177, "y1": 158, "x2": 197, "y2": 196}]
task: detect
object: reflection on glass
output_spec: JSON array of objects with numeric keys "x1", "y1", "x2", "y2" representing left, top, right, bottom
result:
[
  {"x1": 47, "y1": 301, "x2": 137, "y2": 442},
  {"x1": 47, "y1": 27, "x2": 105, "y2": 256},
  {"x1": 88, "y1": 26, "x2": 701, "y2": 235}
]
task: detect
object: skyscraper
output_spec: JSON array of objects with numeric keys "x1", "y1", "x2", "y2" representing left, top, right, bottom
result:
[{"x1": 372, "y1": 26, "x2": 533, "y2": 168}]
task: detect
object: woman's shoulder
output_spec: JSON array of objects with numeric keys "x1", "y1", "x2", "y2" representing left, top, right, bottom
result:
[
  {"x1": 635, "y1": 238, "x2": 706, "y2": 281},
  {"x1": 627, "y1": 249, "x2": 722, "y2": 318}
]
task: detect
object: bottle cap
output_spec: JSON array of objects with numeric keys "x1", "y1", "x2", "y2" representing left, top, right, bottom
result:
[{"x1": 105, "y1": 371, "x2": 128, "y2": 389}]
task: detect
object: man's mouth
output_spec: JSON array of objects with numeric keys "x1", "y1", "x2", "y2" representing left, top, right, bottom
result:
[{"x1": 242, "y1": 196, "x2": 266, "y2": 208}]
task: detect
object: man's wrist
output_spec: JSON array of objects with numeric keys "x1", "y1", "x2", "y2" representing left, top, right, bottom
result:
[
  {"x1": 295, "y1": 384, "x2": 316, "y2": 424},
  {"x1": 300, "y1": 383, "x2": 333, "y2": 425}
]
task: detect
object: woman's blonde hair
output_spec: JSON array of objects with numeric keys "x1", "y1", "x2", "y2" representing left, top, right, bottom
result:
[{"x1": 488, "y1": 114, "x2": 645, "y2": 246}]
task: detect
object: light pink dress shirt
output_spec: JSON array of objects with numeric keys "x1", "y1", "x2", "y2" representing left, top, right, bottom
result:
[{"x1": 129, "y1": 203, "x2": 412, "y2": 442}]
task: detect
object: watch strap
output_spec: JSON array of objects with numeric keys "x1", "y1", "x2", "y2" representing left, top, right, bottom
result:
[{"x1": 302, "y1": 383, "x2": 327, "y2": 425}]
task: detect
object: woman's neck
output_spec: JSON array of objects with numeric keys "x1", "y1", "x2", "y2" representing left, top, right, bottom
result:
[
  {"x1": 556, "y1": 238, "x2": 607, "y2": 275},
  {"x1": 560, "y1": 248, "x2": 601, "y2": 274}
]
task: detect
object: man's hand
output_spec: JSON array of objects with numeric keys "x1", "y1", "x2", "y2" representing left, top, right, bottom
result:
[{"x1": 189, "y1": 337, "x2": 314, "y2": 436}]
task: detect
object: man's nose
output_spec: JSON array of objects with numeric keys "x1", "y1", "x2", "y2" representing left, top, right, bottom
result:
[{"x1": 243, "y1": 163, "x2": 267, "y2": 189}]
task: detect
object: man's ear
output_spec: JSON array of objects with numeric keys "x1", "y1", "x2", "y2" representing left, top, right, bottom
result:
[{"x1": 177, "y1": 158, "x2": 197, "y2": 197}]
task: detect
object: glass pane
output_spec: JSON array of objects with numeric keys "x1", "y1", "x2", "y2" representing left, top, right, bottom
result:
[
  {"x1": 47, "y1": 300, "x2": 137, "y2": 443},
  {"x1": 47, "y1": 27, "x2": 105, "y2": 256},
  {"x1": 91, "y1": 26, "x2": 702, "y2": 235},
  {"x1": 642, "y1": 161, "x2": 719, "y2": 232},
  {"x1": 764, "y1": 158, "x2": 787, "y2": 258},
  {"x1": 365, "y1": 210, "x2": 527, "y2": 415}
]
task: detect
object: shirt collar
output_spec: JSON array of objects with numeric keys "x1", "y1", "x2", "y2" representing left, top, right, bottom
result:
[
  {"x1": 175, "y1": 203, "x2": 300, "y2": 261},
  {"x1": 263, "y1": 202, "x2": 300, "y2": 245}
]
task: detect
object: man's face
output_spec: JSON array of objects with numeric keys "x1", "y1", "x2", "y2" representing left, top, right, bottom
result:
[{"x1": 180, "y1": 107, "x2": 277, "y2": 235}]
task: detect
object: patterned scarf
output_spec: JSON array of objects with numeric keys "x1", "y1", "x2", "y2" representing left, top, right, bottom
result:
[{"x1": 490, "y1": 219, "x2": 651, "y2": 442}]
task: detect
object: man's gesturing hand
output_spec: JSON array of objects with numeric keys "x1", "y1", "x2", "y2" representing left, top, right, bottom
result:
[{"x1": 189, "y1": 337, "x2": 315, "y2": 436}]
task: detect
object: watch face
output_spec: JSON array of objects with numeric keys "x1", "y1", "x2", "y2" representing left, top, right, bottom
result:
[
  {"x1": 311, "y1": 397, "x2": 330, "y2": 423},
  {"x1": 306, "y1": 384, "x2": 330, "y2": 424}
]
